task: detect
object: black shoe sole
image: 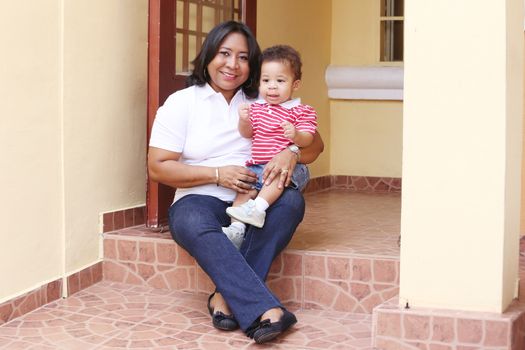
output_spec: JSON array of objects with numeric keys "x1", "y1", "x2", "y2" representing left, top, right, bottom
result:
[
  {"x1": 254, "y1": 330, "x2": 282, "y2": 344},
  {"x1": 213, "y1": 317, "x2": 239, "y2": 331},
  {"x1": 253, "y1": 310, "x2": 297, "y2": 344}
]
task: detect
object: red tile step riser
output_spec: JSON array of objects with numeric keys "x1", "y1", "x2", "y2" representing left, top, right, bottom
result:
[{"x1": 103, "y1": 234, "x2": 399, "y2": 314}]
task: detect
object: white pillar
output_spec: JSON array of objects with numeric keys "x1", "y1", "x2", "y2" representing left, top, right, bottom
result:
[{"x1": 400, "y1": 0, "x2": 523, "y2": 312}]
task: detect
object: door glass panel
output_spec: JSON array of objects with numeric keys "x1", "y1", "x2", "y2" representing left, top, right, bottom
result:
[{"x1": 175, "y1": 0, "x2": 242, "y2": 75}]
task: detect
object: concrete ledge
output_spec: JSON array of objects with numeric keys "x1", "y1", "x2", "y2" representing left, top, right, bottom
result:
[{"x1": 325, "y1": 66, "x2": 404, "y2": 101}]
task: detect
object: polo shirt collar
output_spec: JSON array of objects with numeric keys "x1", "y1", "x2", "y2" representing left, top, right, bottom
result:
[
  {"x1": 254, "y1": 98, "x2": 301, "y2": 109},
  {"x1": 196, "y1": 83, "x2": 245, "y2": 102},
  {"x1": 195, "y1": 83, "x2": 218, "y2": 99}
]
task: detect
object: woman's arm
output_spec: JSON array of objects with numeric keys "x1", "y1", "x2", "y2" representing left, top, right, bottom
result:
[
  {"x1": 148, "y1": 146, "x2": 257, "y2": 193},
  {"x1": 297, "y1": 130, "x2": 324, "y2": 164},
  {"x1": 262, "y1": 131, "x2": 325, "y2": 189}
]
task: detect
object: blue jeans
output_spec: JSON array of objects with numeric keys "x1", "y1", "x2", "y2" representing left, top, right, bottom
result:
[
  {"x1": 168, "y1": 189, "x2": 305, "y2": 331},
  {"x1": 248, "y1": 163, "x2": 310, "y2": 191}
]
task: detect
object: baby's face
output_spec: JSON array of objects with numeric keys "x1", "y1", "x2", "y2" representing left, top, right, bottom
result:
[{"x1": 259, "y1": 61, "x2": 299, "y2": 105}]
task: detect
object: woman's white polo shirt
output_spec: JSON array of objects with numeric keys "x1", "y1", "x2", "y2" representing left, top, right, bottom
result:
[{"x1": 149, "y1": 84, "x2": 252, "y2": 203}]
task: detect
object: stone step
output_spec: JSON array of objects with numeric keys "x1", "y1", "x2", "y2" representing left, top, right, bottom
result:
[
  {"x1": 372, "y1": 297, "x2": 525, "y2": 350},
  {"x1": 102, "y1": 231, "x2": 399, "y2": 315},
  {"x1": 103, "y1": 190, "x2": 401, "y2": 314}
]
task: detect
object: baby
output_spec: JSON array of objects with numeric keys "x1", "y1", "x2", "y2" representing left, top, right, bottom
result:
[{"x1": 223, "y1": 45, "x2": 318, "y2": 249}]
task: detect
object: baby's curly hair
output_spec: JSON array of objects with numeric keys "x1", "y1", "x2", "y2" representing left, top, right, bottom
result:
[{"x1": 260, "y1": 45, "x2": 302, "y2": 81}]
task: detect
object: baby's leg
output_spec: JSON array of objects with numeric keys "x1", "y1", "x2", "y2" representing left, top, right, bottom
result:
[
  {"x1": 226, "y1": 163, "x2": 277, "y2": 229},
  {"x1": 231, "y1": 189, "x2": 258, "y2": 208},
  {"x1": 222, "y1": 189, "x2": 257, "y2": 249},
  {"x1": 227, "y1": 164, "x2": 305, "y2": 230},
  {"x1": 257, "y1": 179, "x2": 284, "y2": 207},
  {"x1": 226, "y1": 180, "x2": 284, "y2": 229}
]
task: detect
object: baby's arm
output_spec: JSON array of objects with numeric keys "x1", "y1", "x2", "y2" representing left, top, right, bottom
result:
[
  {"x1": 238, "y1": 103, "x2": 253, "y2": 138},
  {"x1": 281, "y1": 121, "x2": 314, "y2": 147}
]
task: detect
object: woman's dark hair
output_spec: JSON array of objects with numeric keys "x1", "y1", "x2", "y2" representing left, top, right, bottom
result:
[
  {"x1": 187, "y1": 21, "x2": 261, "y2": 98},
  {"x1": 261, "y1": 45, "x2": 302, "y2": 81}
]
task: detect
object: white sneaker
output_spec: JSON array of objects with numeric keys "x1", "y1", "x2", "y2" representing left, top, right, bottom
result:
[
  {"x1": 226, "y1": 199, "x2": 266, "y2": 228},
  {"x1": 222, "y1": 225, "x2": 245, "y2": 250}
]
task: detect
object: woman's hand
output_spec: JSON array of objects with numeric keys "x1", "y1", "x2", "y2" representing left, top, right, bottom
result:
[
  {"x1": 148, "y1": 147, "x2": 258, "y2": 192},
  {"x1": 260, "y1": 131, "x2": 325, "y2": 190},
  {"x1": 262, "y1": 148, "x2": 297, "y2": 190},
  {"x1": 218, "y1": 165, "x2": 257, "y2": 194}
]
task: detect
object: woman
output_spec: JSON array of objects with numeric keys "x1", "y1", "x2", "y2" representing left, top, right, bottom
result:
[{"x1": 148, "y1": 21, "x2": 323, "y2": 344}]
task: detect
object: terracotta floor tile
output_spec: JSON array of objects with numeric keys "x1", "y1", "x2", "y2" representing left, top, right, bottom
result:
[
  {"x1": 3, "y1": 191, "x2": 522, "y2": 349},
  {"x1": 102, "y1": 190, "x2": 402, "y2": 313},
  {"x1": 0, "y1": 282, "x2": 373, "y2": 349},
  {"x1": 105, "y1": 190, "x2": 401, "y2": 258},
  {"x1": 292, "y1": 190, "x2": 401, "y2": 257}
]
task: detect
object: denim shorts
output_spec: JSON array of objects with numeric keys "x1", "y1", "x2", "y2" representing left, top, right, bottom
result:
[{"x1": 247, "y1": 163, "x2": 310, "y2": 192}]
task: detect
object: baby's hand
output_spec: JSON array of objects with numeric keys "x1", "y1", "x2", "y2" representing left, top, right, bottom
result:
[
  {"x1": 281, "y1": 121, "x2": 296, "y2": 140},
  {"x1": 238, "y1": 103, "x2": 250, "y2": 122}
]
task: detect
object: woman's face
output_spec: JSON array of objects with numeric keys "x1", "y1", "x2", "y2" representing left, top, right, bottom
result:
[{"x1": 207, "y1": 32, "x2": 250, "y2": 101}]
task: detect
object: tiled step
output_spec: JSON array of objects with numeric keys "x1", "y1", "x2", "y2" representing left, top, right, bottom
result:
[
  {"x1": 0, "y1": 281, "x2": 374, "y2": 349},
  {"x1": 372, "y1": 297, "x2": 525, "y2": 350},
  {"x1": 103, "y1": 229, "x2": 399, "y2": 314},
  {"x1": 103, "y1": 190, "x2": 401, "y2": 314}
]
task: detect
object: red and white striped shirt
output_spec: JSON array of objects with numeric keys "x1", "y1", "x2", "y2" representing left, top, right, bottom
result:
[{"x1": 247, "y1": 98, "x2": 317, "y2": 165}]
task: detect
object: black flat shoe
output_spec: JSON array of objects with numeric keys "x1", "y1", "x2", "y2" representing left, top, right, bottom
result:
[
  {"x1": 207, "y1": 293, "x2": 239, "y2": 331},
  {"x1": 251, "y1": 309, "x2": 297, "y2": 344}
]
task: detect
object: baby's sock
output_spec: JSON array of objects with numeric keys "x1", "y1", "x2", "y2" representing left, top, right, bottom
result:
[
  {"x1": 230, "y1": 221, "x2": 246, "y2": 232},
  {"x1": 254, "y1": 197, "x2": 269, "y2": 212}
]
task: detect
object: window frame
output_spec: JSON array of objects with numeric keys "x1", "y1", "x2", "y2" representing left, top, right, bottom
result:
[{"x1": 379, "y1": 0, "x2": 404, "y2": 64}]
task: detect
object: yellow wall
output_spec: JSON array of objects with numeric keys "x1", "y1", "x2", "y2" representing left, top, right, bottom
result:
[
  {"x1": 504, "y1": 0, "x2": 524, "y2": 310},
  {"x1": 330, "y1": 0, "x2": 403, "y2": 177},
  {"x1": 521, "y1": 32, "x2": 525, "y2": 236},
  {"x1": 1, "y1": 0, "x2": 522, "y2": 320},
  {"x1": 0, "y1": 1, "x2": 63, "y2": 302},
  {"x1": 400, "y1": 0, "x2": 522, "y2": 312},
  {"x1": 62, "y1": 1, "x2": 147, "y2": 272},
  {"x1": 257, "y1": 0, "x2": 331, "y2": 177},
  {"x1": 0, "y1": 1, "x2": 148, "y2": 302}
]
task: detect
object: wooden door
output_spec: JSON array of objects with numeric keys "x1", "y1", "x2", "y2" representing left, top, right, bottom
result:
[{"x1": 147, "y1": 0, "x2": 257, "y2": 228}]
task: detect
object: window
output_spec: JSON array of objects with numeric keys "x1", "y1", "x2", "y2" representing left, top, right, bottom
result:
[
  {"x1": 175, "y1": 0, "x2": 243, "y2": 75},
  {"x1": 380, "y1": 0, "x2": 404, "y2": 62}
]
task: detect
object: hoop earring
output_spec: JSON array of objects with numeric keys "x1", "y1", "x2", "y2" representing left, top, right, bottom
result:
[{"x1": 244, "y1": 78, "x2": 253, "y2": 88}]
